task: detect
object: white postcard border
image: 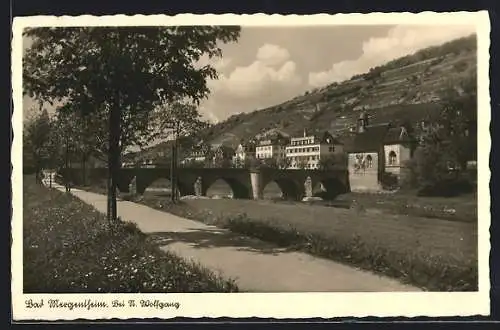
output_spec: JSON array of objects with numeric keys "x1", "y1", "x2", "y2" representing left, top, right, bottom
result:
[{"x1": 11, "y1": 11, "x2": 491, "y2": 320}]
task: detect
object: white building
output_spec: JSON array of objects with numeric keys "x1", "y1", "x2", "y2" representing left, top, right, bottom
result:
[
  {"x1": 286, "y1": 129, "x2": 343, "y2": 170},
  {"x1": 255, "y1": 134, "x2": 289, "y2": 160},
  {"x1": 232, "y1": 140, "x2": 256, "y2": 167}
]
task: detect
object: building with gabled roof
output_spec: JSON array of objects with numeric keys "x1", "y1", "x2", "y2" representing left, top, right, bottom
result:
[
  {"x1": 285, "y1": 129, "x2": 344, "y2": 170},
  {"x1": 255, "y1": 132, "x2": 290, "y2": 160},
  {"x1": 233, "y1": 139, "x2": 257, "y2": 168},
  {"x1": 343, "y1": 112, "x2": 415, "y2": 191}
]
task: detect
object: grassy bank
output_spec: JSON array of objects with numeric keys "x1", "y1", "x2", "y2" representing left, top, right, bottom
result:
[
  {"x1": 138, "y1": 194, "x2": 477, "y2": 292},
  {"x1": 334, "y1": 191, "x2": 477, "y2": 223},
  {"x1": 23, "y1": 177, "x2": 238, "y2": 293},
  {"x1": 75, "y1": 185, "x2": 478, "y2": 291}
]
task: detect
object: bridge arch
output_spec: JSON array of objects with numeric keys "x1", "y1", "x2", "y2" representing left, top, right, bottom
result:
[
  {"x1": 262, "y1": 178, "x2": 303, "y2": 201},
  {"x1": 142, "y1": 177, "x2": 173, "y2": 195},
  {"x1": 135, "y1": 170, "x2": 192, "y2": 196},
  {"x1": 312, "y1": 178, "x2": 348, "y2": 200},
  {"x1": 203, "y1": 177, "x2": 251, "y2": 199}
]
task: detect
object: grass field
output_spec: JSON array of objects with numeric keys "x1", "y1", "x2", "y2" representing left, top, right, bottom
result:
[
  {"x1": 23, "y1": 176, "x2": 238, "y2": 293},
  {"x1": 136, "y1": 193, "x2": 478, "y2": 291},
  {"x1": 75, "y1": 180, "x2": 478, "y2": 291},
  {"x1": 144, "y1": 178, "x2": 477, "y2": 222},
  {"x1": 335, "y1": 191, "x2": 477, "y2": 223},
  {"x1": 166, "y1": 198, "x2": 477, "y2": 262}
]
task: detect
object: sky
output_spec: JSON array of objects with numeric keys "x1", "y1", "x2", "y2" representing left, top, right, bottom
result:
[{"x1": 22, "y1": 24, "x2": 476, "y2": 123}]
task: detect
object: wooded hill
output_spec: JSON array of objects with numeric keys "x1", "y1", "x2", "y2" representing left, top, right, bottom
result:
[{"x1": 127, "y1": 34, "x2": 476, "y2": 162}]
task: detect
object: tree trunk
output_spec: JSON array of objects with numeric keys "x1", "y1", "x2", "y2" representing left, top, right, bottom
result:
[
  {"x1": 107, "y1": 29, "x2": 124, "y2": 223},
  {"x1": 82, "y1": 153, "x2": 87, "y2": 186},
  {"x1": 65, "y1": 137, "x2": 70, "y2": 192},
  {"x1": 107, "y1": 103, "x2": 121, "y2": 223},
  {"x1": 170, "y1": 141, "x2": 176, "y2": 203}
]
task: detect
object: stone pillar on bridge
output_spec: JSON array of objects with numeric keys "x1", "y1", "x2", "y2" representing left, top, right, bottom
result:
[
  {"x1": 250, "y1": 169, "x2": 263, "y2": 200},
  {"x1": 194, "y1": 177, "x2": 203, "y2": 197},
  {"x1": 304, "y1": 176, "x2": 313, "y2": 198},
  {"x1": 129, "y1": 176, "x2": 137, "y2": 196}
]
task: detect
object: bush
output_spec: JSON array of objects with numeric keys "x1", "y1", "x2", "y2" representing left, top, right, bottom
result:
[
  {"x1": 417, "y1": 177, "x2": 474, "y2": 197},
  {"x1": 380, "y1": 172, "x2": 399, "y2": 190},
  {"x1": 23, "y1": 176, "x2": 238, "y2": 293}
]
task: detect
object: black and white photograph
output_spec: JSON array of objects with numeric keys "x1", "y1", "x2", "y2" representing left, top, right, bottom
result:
[{"x1": 11, "y1": 12, "x2": 491, "y2": 320}]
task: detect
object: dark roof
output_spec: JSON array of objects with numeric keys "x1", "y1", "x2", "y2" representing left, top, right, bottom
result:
[
  {"x1": 344, "y1": 123, "x2": 417, "y2": 153},
  {"x1": 318, "y1": 131, "x2": 343, "y2": 145},
  {"x1": 258, "y1": 135, "x2": 290, "y2": 146},
  {"x1": 344, "y1": 124, "x2": 391, "y2": 153}
]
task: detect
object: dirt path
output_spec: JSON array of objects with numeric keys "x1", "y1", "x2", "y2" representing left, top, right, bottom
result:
[{"x1": 53, "y1": 184, "x2": 421, "y2": 292}]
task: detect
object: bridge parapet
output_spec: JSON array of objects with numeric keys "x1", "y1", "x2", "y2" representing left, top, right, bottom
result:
[{"x1": 63, "y1": 167, "x2": 349, "y2": 201}]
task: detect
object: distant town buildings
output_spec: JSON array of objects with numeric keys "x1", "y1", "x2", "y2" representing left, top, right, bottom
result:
[
  {"x1": 212, "y1": 144, "x2": 235, "y2": 167},
  {"x1": 181, "y1": 143, "x2": 211, "y2": 165},
  {"x1": 233, "y1": 140, "x2": 256, "y2": 167},
  {"x1": 285, "y1": 129, "x2": 343, "y2": 169},
  {"x1": 119, "y1": 105, "x2": 476, "y2": 194},
  {"x1": 255, "y1": 133, "x2": 289, "y2": 160}
]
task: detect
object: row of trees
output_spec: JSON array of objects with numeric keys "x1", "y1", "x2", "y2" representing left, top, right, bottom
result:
[
  {"x1": 23, "y1": 26, "x2": 241, "y2": 222},
  {"x1": 402, "y1": 74, "x2": 477, "y2": 196}
]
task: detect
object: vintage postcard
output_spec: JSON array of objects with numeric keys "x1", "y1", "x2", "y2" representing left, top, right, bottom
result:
[{"x1": 12, "y1": 11, "x2": 491, "y2": 320}]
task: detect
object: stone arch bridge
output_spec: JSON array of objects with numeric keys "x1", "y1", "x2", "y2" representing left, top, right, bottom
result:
[{"x1": 65, "y1": 167, "x2": 350, "y2": 201}]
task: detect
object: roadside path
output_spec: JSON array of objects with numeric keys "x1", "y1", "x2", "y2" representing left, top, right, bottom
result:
[{"x1": 52, "y1": 183, "x2": 421, "y2": 292}]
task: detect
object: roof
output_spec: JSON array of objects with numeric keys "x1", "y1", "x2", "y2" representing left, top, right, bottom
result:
[
  {"x1": 344, "y1": 123, "x2": 391, "y2": 153},
  {"x1": 258, "y1": 135, "x2": 290, "y2": 146},
  {"x1": 317, "y1": 131, "x2": 343, "y2": 145},
  {"x1": 344, "y1": 123, "x2": 417, "y2": 153}
]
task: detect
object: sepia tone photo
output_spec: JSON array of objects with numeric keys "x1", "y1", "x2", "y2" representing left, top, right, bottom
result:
[{"x1": 12, "y1": 12, "x2": 491, "y2": 320}]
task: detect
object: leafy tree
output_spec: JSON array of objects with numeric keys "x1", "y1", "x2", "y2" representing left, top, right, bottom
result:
[
  {"x1": 154, "y1": 102, "x2": 211, "y2": 143},
  {"x1": 259, "y1": 156, "x2": 291, "y2": 169},
  {"x1": 318, "y1": 153, "x2": 347, "y2": 170},
  {"x1": 52, "y1": 106, "x2": 107, "y2": 185},
  {"x1": 23, "y1": 109, "x2": 54, "y2": 183},
  {"x1": 152, "y1": 101, "x2": 212, "y2": 200},
  {"x1": 296, "y1": 157, "x2": 308, "y2": 170},
  {"x1": 213, "y1": 157, "x2": 232, "y2": 168},
  {"x1": 233, "y1": 157, "x2": 246, "y2": 169},
  {"x1": 24, "y1": 26, "x2": 240, "y2": 221},
  {"x1": 260, "y1": 157, "x2": 278, "y2": 169},
  {"x1": 277, "y1": 156, "x2": 292, "y2": 169},
  {"x1": 408, "y1": 74, "x2": 477, "y2": 195}
]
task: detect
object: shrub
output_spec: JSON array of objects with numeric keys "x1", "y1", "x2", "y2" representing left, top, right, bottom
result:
[
  {"x1": 380, "y1": 172, "x2": 399, "y2": 190},
  {"x1": 417, "y1": 177, "x2": 474, "y2": 197},
  {"x1": 400, "y1": 159, "x2": 418, "y2": 189}
]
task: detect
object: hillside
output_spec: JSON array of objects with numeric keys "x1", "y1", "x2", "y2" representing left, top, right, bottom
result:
[{"x1": 128, "y1": 34, "x2": 477, "y2": 161}]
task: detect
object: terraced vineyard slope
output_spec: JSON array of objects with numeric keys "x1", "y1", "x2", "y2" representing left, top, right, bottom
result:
[{"x1": 128, "y1": 34, "x2": 476, "y2": 159}]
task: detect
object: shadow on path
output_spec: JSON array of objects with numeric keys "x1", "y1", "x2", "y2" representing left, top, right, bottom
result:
[{"x1": 147, "y1": 227, "x2": 297, "y2": 256}]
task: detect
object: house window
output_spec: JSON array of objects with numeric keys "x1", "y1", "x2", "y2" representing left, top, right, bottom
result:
[
  {"x1": 388, "y1": 151, "x2": 397, "y2": 166},
  {"x1": 366, "y1": 155, "x2": 373, "y2": 168}
]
